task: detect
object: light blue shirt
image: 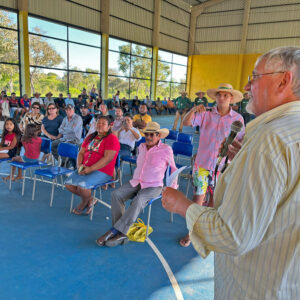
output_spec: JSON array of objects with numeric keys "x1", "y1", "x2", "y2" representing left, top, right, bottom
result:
[
  {"x1": 64, "y1": 98, "x2": 75, "y2": 107},
  {"x1": 59, "y1": 113, "x2": 82, "y2": 143}
]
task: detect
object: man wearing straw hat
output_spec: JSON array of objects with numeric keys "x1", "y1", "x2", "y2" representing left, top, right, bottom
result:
[
  {"x1": 96, "y1": 122, "x2": 178, "y2": 247},
  {"x1": 172, "y1": 91, "x2": 192, "y2": 132},
  {"x1": 179, "y1": 83, "x2": 245, "y2": 247},
  {"x1": 194, "y1": 90, "x2": 208, "y2": 133}
]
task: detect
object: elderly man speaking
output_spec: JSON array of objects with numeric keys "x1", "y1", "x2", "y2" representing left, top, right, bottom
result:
[
  {"x1": 162, "y1": 46, "x2": 300, "y2": 299},
  {"x1": 96, "y1": 122, "x2": 177, "y2": 247}
]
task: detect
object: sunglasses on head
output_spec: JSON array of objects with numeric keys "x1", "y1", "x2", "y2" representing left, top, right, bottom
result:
[{"x1": 144, "y1": 132, "x2": 158, "y2": 137}]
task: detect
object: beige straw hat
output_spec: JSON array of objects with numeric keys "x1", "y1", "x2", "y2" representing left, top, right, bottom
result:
[
  {"x1": 207, "y1": 83, "x2": 243, "y2": 104},
  {"x1": 141, "y1": 122, "x2": 169, "y2": 139}
]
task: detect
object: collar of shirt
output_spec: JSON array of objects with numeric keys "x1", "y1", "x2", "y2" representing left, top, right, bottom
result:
[
  {"x1": 246, "y1": 101, "x2": 300, "y2": 139},
  {"x1": 140, "y1": 139, "x2": 162, "y2": 152},
  {"x1": 211, "y1": 106, "x2": 235, "y2": 117}
]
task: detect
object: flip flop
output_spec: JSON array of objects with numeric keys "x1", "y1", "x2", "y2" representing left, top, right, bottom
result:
[
  {"x1": 86, "y1": 199, "x2": 98, "y2": 215},
  {"x1": 72, "y1": 208, "x2": 83, "y2": 215}
]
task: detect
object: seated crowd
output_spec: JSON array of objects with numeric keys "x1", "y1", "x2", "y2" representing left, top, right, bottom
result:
[{"x1": 0, "y1": 83, "x2": 249, "y2": 248}]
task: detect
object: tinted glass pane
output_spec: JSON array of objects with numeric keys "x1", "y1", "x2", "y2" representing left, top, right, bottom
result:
[
  {"x1": 157, "y1": 81, "x2": 171, "y2": 99},
  {"x1": 0, "y1": 9, "x2": 17, "y2": 29},
  {"x1": 69, "y1": 43, "x2": 100, "y2": 72},
  {"x1": 108, "y1": 51, "x2": 130, "y2": 77},
  {"x1": 109, "y1": 37, "x2": 130, "y2": 53},
  {"x1": 0, "y1": 64, "x2": 20, "y2": 96},
  {"x1": 30, "y1": 67, "x2": 67, "y2": 97},
  {"x1": 171, "y1": 83, "x2": 186, "y2": 99},
  {"x1": 158, "y1": 50, "x2": 172, "y2": 63},
  {"x1": 131, "y1": 57, "x2": 151, "y2": 79},
  {"x1": 69, "y1": 72, "x2": 100, "y2": 96},
  {"x1": 28, "y1": 17, "x2": 67, "y2": 39},
  {"x1": 0, "y1": 29, "x2": 18, "y2": 63},
  {"x1": 69, "y1": 27, "x2": 101, "y2": 47},
  {"x1": 173, "y1": 54, "x2": 187, "y2": 65},
  {"x1": 29, "y1": 35, "x2": 67, "y2": 69},
  {"x1": 131, "y1": 43, "x2": 152, "y2": 58},
  {"x1": 157, "y1": 61, "x2": 171, "y2": 81},
  {"x1": 172, "y1": 65, "x2": 187, "y2": 83},
  {"x1": 130, "y1": 79, "x2": 150, "y2": 99},
  {"x1": 108, "y1": 76, "x2": 129, "y2": 99}
]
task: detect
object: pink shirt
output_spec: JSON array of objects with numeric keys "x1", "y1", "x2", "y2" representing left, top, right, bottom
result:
[
  {"x1": 130, "y1": 140, "x2": 178, "y2": 189},
  {"x1": 192, "y1": 107, "x2": 245, "y2": 171}
]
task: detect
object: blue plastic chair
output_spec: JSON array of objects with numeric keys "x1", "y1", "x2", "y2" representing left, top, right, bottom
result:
[
  {"x1": 70, "y1": 154, "x2": 121, "y2": 221},
  {"x1": 9, "y1": 137, "x2": 52, "y2": 196},
  {"x1": 164, "y1": 130, "x2": 178, "y2": 144},
  {"x1": 120, "y1": 137, "x2": 145, "y2": 178},
  {"x1": 0, "y1": 158, "x2": 11, "y2": 163},
  {"x1": 177, "y1": 132, "x2": 193, "y2": 144},
  {"x1": 172, "y1": 141, "x2": 193, "y2": 194},
  {"x1": 31, "y1": 142, "x2": 79, "y2": 207}
]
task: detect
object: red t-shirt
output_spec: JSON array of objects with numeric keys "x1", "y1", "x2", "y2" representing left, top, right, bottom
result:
[
  {"x1": 81, "y1": 133, "x2": 120, "y2": 176},
  {"x1": 4, "y1": 133, "x2": 16, "y2": 147},
  {"x1": 22, "y1": 137, "x2": 42, "y2": 159}
]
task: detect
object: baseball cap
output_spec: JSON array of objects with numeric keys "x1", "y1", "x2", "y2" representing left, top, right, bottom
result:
[{"x1": 65, "y1": 104, "x2": 74, "y2": 110}]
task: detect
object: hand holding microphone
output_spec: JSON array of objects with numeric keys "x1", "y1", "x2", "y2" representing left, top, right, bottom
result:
[{"x1": 217, "y1": 120, "x2": 243, "y2": 166}]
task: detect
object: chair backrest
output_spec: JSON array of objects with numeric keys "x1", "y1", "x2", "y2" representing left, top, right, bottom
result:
[
  {"x1": 41, "y1": 137, "x2": 52, "y2": 153},
  {"x1": 177, "y1": 133, "x2": 193, "y2": 144},
  {"x1": 172, "y1": 141, "x2": 193, "y2": 158},
  {"x1": 115, "y1": 153, "x2": 121, "y2": 169},
  {"x1": 166, "y1": 130, "x2": 178, "y2": 141},
  {"x1": 57, "y1": 142, "x2": 79, "y2": 160},
  {"x1": 136, "y1": 137, "x2": 146, "y2": 147}
]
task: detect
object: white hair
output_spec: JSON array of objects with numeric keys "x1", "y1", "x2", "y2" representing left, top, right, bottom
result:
[{"x1": 257, "y1": 46, "x2": 300, "y2": 98}]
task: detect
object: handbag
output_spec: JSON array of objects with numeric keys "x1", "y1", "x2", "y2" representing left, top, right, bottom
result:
[{"x1": 127, "y1": 218, "x2": 153, "y2": 242}]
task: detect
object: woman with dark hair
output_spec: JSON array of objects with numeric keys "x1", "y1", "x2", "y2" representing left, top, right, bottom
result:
[
  {"x1": 41, "y1": 103, "x2": 63, "y2": 140},
  {"x1": 20, "y1": 101, "x2": 44, "y2": 134},
  {"x1": 65, "y1": 116, "x2": 120, "y2": 215},
  {"x1": 94, "y1": 96, "x2": 103, "y2": 113}
]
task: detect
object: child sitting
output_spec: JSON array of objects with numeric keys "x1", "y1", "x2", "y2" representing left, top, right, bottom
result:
[
  {"x1": 9, "y1": 124, "x2": 42, "y2": 181},
  {"x1": 0, "y1": 118, "x2": 21, "y2": 160}
]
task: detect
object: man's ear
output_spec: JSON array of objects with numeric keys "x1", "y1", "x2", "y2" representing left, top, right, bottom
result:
[{"x1": 278, "y1": 71, "x2": 293, "y2": 92}]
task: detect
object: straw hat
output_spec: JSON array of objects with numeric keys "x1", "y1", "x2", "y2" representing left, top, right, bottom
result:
[
  {"x1": 180, "y1": 91, "x2": 187, "y2": 95},
  {"x1": 195, "y1": 90, "x2": 205, "y2": 95},
  {"x1": 34, "y1": 92, "x2": 41, "y2": 96},
  {"x1": 207, "y1": 83, "x2": 243, "y2": 104},
  {"x1": 142, "y1": 122, "x2": 169, "y2": 139}
]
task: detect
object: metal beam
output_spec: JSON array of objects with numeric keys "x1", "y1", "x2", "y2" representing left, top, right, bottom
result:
[{"x1": 188, "y1": 0, "x2": 226, "y2": 55}]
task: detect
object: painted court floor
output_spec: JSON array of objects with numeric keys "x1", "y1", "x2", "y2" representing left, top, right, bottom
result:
[{"x1": 0, "y1": 115, "x2": 214, "y2": 300}]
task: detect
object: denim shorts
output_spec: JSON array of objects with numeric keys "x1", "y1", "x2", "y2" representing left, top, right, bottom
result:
[
  {"x1": 21, "y1": 155, "x2": 38, "y2": 163},
  {"x1": 65, "y1": 170, "x2": 111, "y2": 189}
]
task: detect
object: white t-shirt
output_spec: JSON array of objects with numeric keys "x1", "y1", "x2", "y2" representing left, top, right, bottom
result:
[
  {"x1": 32, "y1": 97, "x2": 44, "y2": 106},
  {"x1": 119, "y1": 128, "x2": 141, "y2": 150}
]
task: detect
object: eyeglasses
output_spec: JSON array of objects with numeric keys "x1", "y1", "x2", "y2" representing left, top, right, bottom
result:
[
  {"x1": 32, "y1": 107, "x2": 40, "y2": 109},
  {"x1": 248, "y1": 71, "x2": 285, "y2": 84},
  {"x1": 144, "y1": 132, "x2": 158, "y2": 137},
  {"x1": 48, "y1": 107, "x2": 56, "y2": 110}
]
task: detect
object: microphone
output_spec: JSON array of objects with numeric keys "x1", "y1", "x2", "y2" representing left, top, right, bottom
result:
[{"x1": 216, "y1": 120, "x2": 243, "y2": 165}]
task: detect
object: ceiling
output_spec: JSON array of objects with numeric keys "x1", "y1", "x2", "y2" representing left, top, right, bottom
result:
[{"x1": 180, "y1": 0, "x2": 211, "y2": 6}]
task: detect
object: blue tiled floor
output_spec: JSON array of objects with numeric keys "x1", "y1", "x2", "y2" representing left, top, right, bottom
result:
[{"x1": 0, "y1": 114, "x2": 214, "y2": 300}]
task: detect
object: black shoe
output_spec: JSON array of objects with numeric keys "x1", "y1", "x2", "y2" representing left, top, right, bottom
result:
[{"x1": 105, "y1": 233, "x2": 129, "y2": 247}]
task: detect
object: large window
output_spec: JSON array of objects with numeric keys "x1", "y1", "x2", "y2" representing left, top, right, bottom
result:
[
  {"x1": 0, "y1": 9, "x2": 20, "y2": 95},
  {"x1": 157, "y1": 50, "x2": 187, "y2": 99},
  {"x1": 108, "y1": 37, "x2": 152, "y2": 100},
  {"x1": 28, "y1": 16, "x2": 101, "y2": 97}
]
